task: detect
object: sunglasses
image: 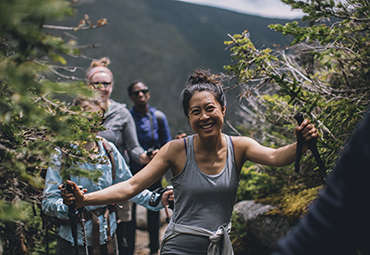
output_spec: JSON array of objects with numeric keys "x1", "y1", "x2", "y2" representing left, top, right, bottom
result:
[
  {"x1": 90, "y1": 82, "x2": 112, "y2": 88},
  {"x1": 131, "y1": 88, "x2": 149, "y2": 96}
]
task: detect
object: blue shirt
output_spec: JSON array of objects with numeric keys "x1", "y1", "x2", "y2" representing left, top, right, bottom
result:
[
  {"x1": 42, "y1": 140, "x2": 162, "y2": 246},
  {"x1": 130, "y1": 106, "x2": 172, "y2": 173}
]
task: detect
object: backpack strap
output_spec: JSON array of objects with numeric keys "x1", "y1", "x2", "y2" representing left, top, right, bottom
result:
[
  {"x1": 101, "y1": 138, "x2": 116, "y2": 180},
  {"x1": 133, "y1": 109, "x2": 163, "y2": 149},
  {"x1": 183, "y1": 137, "x2": 187, "y2": 155}
]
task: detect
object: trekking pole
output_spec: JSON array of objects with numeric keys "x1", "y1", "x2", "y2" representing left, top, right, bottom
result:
[
  {"x1": 46, "y1": 226, "x2": 49, "y2": 255},
  {"x1": 166, "y1": 185, "x2": 174, "y2": 210},
  {"x1": 63, "y1": 183, "x2": 80, "y2": 255},
  {"x1": 163, "y1": 185, "x2": 174, "y2": 223},
  {"x1": 79, "y1": 208, "x2": 89, "y2": 255},
  {"x1": 164, "y1": 206, "x2": 170, "y2": 224},
  {"x1": 294, "y1": 113, "x2": 327, "y2": 182}
]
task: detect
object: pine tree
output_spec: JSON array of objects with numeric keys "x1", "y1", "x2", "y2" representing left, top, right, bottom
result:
[
  {"x1": 224, "y1": 0, "x2": 370, "y2": 179},
  {"x1": 0, "y1": 0, "x2": 107, "y2": 253}
]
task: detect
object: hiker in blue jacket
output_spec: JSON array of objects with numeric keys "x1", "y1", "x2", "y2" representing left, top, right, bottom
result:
[
  {"x1": 126, "y1": 80, "x2": 172, "y2": 255},
  {"x1": 42, "y1": 97, "x2": 172, "y2": 255}
]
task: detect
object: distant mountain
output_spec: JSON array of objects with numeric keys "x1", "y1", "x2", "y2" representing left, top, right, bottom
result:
[{"x1": 47, "y1": 0, "x2": 299, "y2": 136}]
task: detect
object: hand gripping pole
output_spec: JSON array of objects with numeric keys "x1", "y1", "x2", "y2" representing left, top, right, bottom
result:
[{"x1": 294, "y1": 113, "x2": 326, "y2": 181}]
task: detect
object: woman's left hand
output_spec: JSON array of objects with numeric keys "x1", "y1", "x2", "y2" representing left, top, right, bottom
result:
[
  {"x1": 161, "y1": 189, "x2": 174, "y2": 207},
  {"x1": 294, "y1": 118, "x2": 319, "y2": 143}
]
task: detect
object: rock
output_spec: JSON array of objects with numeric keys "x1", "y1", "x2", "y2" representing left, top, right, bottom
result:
[{"x1": 233, "y1": 200, "x2": 291, "y2": 255}]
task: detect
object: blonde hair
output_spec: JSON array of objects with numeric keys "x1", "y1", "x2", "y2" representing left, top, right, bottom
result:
[
  {"x1": 89, "y1": 57, "x2": 111, "y2": 69},
  {"x1": 86, "y1": 57, "x2": 113, "y2": 81}
]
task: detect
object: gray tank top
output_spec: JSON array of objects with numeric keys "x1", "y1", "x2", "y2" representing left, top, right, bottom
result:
[{"x1": 161, "y1": 134, "x2": 239, "y2": 254}]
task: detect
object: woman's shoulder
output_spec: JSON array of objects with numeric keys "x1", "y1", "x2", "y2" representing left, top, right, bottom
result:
[
  {"x1": 109, "y1": 100, "x2": 129, "y2": 113},
  {"x1": 167, "y1": 137, "x2": 187, "y2": 148},
  {"x1": 161, "y1": 138, "x2": 188, "y2": 174},
  {"x1": 160, "y1": 138, "x2": 188, "y2": 158},
  {"x1": 108, "y1": 100, "x2": 131, "y2": 117},
  {"x1": 229, "y1": 135, "x2": 260, "y2": 149}
]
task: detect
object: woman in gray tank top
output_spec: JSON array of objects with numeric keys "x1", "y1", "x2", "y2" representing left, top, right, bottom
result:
[{"x1": 62, "y1": 70, "x2": 319, "y2": 255}]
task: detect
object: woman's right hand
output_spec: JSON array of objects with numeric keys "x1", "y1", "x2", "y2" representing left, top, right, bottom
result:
[{"x1": 59, "y1": 180, "x2": 86, "y2": 208}]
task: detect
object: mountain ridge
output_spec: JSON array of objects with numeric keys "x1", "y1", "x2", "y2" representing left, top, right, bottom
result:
[{"x1": 49, "y1": 0, "x2": 299, "y2": 135}]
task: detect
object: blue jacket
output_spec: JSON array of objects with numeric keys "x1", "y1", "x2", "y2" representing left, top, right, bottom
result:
[
  {"x1": 130, "y1": 105, "x2": 172, "y2": 173},
  {"x1": 42, "y1": 140, "x2": 162, "y2": 246}
]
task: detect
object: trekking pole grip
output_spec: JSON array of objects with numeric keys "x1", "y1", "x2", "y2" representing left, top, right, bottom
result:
[
  {"x1": 62, "y1": 183, "x2": 79, "y2": 255},
  {"x1": 294, "y1": 112, "x2": 304, "y2": 125}
]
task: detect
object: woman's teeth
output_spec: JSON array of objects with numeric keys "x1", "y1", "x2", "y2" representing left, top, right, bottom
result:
[{"x1": 202, "y1": 124, "x2": 213, "y2": 129}]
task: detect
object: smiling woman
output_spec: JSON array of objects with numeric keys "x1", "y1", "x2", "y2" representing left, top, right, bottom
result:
[
  {"x1": 181, "y1": 70, "x2": 226, "y2": 140},
  {"x1": 63, "y1": 69, "x2": 318, "y2": 255}
]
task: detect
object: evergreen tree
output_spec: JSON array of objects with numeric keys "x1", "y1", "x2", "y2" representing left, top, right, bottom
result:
[
  {"x1": 0, "y1": 0, "x2": 107, "y2": 253},
  {"x1": 224, "y1": 0, "x2": 370, "y2": 181}
]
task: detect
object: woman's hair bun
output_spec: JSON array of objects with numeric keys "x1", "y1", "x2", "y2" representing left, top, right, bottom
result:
[
  {"x1": 188, "y1": 69, "x2": 220, "y2": 86},
  {"x1": 90, "y1": 57, "x2": 111, "y2": 69}
]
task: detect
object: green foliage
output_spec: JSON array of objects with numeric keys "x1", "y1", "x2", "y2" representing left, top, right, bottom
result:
[
  {"x1": 224, "y1": 31, "x2": 279, "y2": 83},
  {"x1": 227, "y1": 4, "x2": 370, "y2": 247},
  {"x1": 259, "y1": 185, "x2": 322, "y2": 224},
  {"x1": 224, "y1": 0, "x2": 370, "y2": 181},
  {"x1": 230, "y1": 211, "x2": 248, "y2": 254},
  {"x1": 237, "y1": 163, "x2": 280, "y2": 202},
  {"x1": 0, "y1": 0, "x2": 109, "y2": 253},
  {"x1": 0, "y1": 201, "x2": 29, "y2": 222},
  {"x1": 0, "y1": 202, "x2": 58, "y2": 255}
]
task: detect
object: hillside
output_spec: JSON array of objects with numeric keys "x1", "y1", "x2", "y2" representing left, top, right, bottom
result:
[{"x1": 46, "y1": 0, "x2": 299, "y2": 136}]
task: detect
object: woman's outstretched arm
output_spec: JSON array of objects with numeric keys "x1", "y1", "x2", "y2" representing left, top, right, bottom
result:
[
  {"x1": 61, "y1": 140, "x2": 181, "y2": 208},
  {"x1": 233, "y1": 119, "x2": 318, "y2": 169}
]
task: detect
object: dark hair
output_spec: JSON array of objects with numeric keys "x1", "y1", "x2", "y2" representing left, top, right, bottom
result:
[
  {"x1": 127, "y1": 80, "x2": 145, "y2": 96},
  {"x1": 181, "y1": 69, "x2": 226, "y2": 117}
]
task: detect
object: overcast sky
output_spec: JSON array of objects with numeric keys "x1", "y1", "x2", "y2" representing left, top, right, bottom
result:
[{"x1": 175, "y1": 0, "x2": 304, "y2": 19}]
